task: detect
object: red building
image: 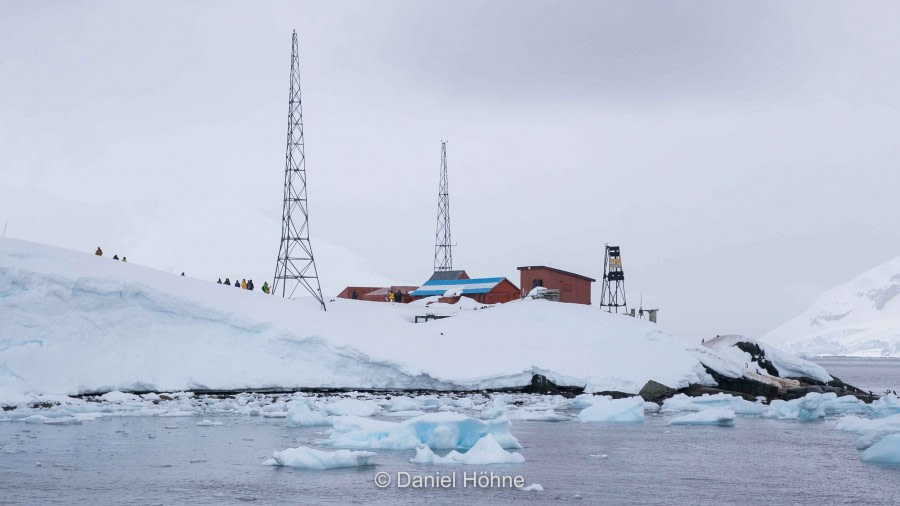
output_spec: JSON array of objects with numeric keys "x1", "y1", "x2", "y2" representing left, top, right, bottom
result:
[{"x1": 517, "y1": 265, "x2": 595, "y2": 305}]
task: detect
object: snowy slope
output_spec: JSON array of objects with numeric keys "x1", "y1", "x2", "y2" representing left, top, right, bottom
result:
[
  {"x1": 0, "y1": 238, "x2": 725, "y2": 403},
  {"x1": 762, "y1": 257, "x2": 900, "y2": 357}
]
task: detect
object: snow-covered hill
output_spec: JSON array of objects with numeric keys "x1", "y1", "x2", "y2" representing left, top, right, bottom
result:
[
  {"x1": 762, "y1": 256, "x2": 900, "y2": 357},
  {"x1": 1, "y1": 239, "x2": 828, "y2": 405}
]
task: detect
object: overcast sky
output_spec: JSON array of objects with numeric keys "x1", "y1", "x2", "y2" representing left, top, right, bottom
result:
[{"x1": 2, "y1": 1, "x2": 899, "y2": 341}]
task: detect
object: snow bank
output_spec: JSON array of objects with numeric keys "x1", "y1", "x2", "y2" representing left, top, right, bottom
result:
[
  {"x1": 700, "y1": 335, "x2": 831, "y2": 383},
  {"x1": 668, "y1": 408, "x2": 735, "y2": 426},
  {"x1": 409, "y1": 434, "x2": 525, "y2": 465},
  {"x1": 263, "y1": 446, "x2": 376, "y2": 469},
  {"x1": 762, "y1": 256, "x2": 900, "y2": 357},
  {"x1": 326, "y1": 412, "x2": 522, "y2": 450},
  {"x1": 860, "y1": 434, "x2": 900, "y2": 464},
  {"x1": 0, "y1": 238, "x2": 742, "y2": 402},
  {"x1": 576, "y1": 396, "x2": 645, "y2": 423}
]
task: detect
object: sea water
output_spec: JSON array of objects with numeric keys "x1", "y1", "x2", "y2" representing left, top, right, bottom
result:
[{"x1": 0, "y1": 357, "x2": 897, "y2": 505}]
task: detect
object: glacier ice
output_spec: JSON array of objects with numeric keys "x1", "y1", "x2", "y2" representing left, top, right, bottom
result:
[
  {"x1": 577, "y1": 396, "x2": 644, "y2": 423},
  {"x1": 668, "y1": 408, "x2": 735, "y2": 426},
  {"x1": 263, "y1": 445, "x2": 376, "y2": 469},
  {"x1": 409, "y1": 434, "x2": 525, "y2": 465},
  {"x1": 326, "y1": 412, "x2": 522, "y2": 450}
]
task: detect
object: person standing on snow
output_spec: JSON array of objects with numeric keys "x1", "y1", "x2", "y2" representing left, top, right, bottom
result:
[
  {"x1": 351, "y1": 289, "x2": 358, "y2": 300},
  {"x1": 262, "y1": 281, "x2": 270, "y2": 294},
  {"x1": 217, "y1": 278, "x2": 222, "y2": 284},
  {"x1": 224, "y1": 278, "x2": 231, "y2": 286},
  {"x1": 389, "y1": 291, "x2": 395, "y2": 303},
  {"x1": 113, "y1": 254, "x2": 119, "y2": 260},
  {"x1": 121, "y1": 257, "x2": 127, "y2": 262},
  {"x1": 395, "y1": 290, "x2": 403, "y2": 303},
  {"x1": 95, "y1": 247, "x2": 103, "y2": 257},
  {"x1": 235, "y1": 280, "x2": 241, "y2": 289},
  {"x1": 247, "y1": 280, "x2": 254, "y2": 291},
  {"x1": 241, "y1": 279, "x2": 247, "y2": 289}
]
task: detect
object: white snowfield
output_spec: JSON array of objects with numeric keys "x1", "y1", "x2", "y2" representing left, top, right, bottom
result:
[
  {"x1": 762, "y1": 256, "x2": 900, "y2": 357},
  {"x1": 0, "y1": 239, "x2": 834, "y2": 405},
  {"x1": 0, "y1": 238, "x2": 732, "y2": 404}
]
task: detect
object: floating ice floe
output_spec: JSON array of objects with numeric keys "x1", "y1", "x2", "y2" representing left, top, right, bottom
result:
[
  {"x1": 285, "y1": 402, "x2": 331, "y2": 427},
  {"x1": 668, "y1": 408, "x2": 735, "y2": 426},
  {"x1": 409, "y1": 434, "x2": 525, "y2": 465},
  {"x1": 860, "y1": 434, "x2": 900, "y2": 464},
  {"x1": 195, "y1": 420, "x2": 223, "y2": 426},
  {"x1": 323, "y1": 398, "x2": 382, "y2": 417},
  {"x1": 662, "y1": 393, "x2": 765, "y2": 415},
  {"x1": 263, "y1": 445, "x2": 376, "y2": 469},
  {"x1": 577, "y1": 396, "x2": 644, "y2": 423},
  {"x1": 326, "y1": 412, "x2": 521, "y2": 450},
  {"x1": 765, "y1": 392, "x2": 870, "y2": 420},
  {"x1": 519, "y1": 483, "x2": 544, "y2": 492}
]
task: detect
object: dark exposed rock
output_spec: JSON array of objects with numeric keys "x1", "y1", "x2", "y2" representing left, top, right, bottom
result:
[
  {"x1": 734, "y1": 341, "x2": 780, "y2": 377},
  {"x1": 638, "y1": 380, "x2": 676, "y2": 403},
  {"x1": 676, "y1": 384, "x2": 760, "y2": 402},
  {"x1": 702, "y1": 365, "x2": 779, "y2": 399},
  {"x1": 594, "y1": 390, "x2": 635, "y2": 399},
  {"x1": 522, "y1": 374, "x2": 565, "y2": 395}
]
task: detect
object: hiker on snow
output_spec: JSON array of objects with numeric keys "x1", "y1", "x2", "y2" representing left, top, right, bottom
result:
[
  {"x1": 95, "y1": 247, "x2": 102, "y2": 257},
  {"x1": 217, "y1": 278, "x2": 222, "y2": 284},
  {"x1": 247, "y1": 279, "x2": 255, "y2": 291},
  {"x1": 241, "y1": 279, "x2": 247, "y2": 289},
  {"x1": 224, "y1": 278, "x2": 231, "y2": 286},
  {"x1": 113, "y1": 254, "x2": 119, "y2": 260},
  {"x1": 262, "y1": 281, "x2": 270, "y2": 294}
]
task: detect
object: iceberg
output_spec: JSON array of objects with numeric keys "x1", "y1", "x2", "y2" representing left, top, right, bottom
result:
[
  {"x1": 577, "y1": 396, "x2": 644, "y2": 423},
  {"x1": 764, "y1": 393, "x2": 830, "y2": 420},
  {"x1": 860, "y1": 434, "x2": 900, "y2": 464},
  {"x1": 195, "y1": 419, "x2": 223, "y2": 426},
  {"x1": 661, "y1": 393, "x2": 765, "y2": 415},
  {"x1": 324, "y1": 398, "x2": 382, "y2": 417},
  {"x1": 326, "y1": 412, "x2": 521, "y2": 450},
  {"x1": 409, "y1": 434, "x2": 525, "y2": 465},
  {"x1": 285, "y1": 402, "x2": 331, "y2": 427},
  {"x1": 668, "y1": 408, "x2": 735, "y2": 426},
  {"x1": 263, "y1": 445, "x2": 376, "y2": 469}
]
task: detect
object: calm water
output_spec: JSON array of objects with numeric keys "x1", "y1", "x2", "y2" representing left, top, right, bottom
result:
[{"x1": 1, "y1": 357, "x2": 898, "y2": 505}]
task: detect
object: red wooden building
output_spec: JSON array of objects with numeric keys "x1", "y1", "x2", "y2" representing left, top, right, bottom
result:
[{"x1": 517, "y1": 265, "x2": 595, "y2": 305}]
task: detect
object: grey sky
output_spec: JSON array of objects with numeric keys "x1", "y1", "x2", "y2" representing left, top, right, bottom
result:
[{"x1": 2, "y1": 1, "x2": 899, "y2": 341}]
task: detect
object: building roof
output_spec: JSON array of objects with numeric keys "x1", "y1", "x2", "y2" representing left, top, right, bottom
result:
[
  {"x1": 428, "y1": 270, "x2": 469, "y2": 281},
  {"x1": 410, "y1": 277, "x2": 511, "y2": 297},
  {"x1": 517, "y1": 265, "x2": 596, "y2": 282}
]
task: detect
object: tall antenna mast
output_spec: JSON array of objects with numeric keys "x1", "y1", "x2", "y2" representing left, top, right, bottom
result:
[
  {"x1": 273, "y1": 30, "x2": 326, "y2": 310},
  {"x1": 433, "y1": 141, "x2": 453, "y2": 272}
]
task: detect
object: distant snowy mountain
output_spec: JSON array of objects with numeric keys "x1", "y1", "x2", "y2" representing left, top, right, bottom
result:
[{"x1": 762, "y1": 257, "x2": 900, "y2": 357}]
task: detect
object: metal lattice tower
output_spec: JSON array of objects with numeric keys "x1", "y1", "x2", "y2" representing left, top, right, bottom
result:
[
  {"x1": 433, "y1": 141, "x2": 453, "y2": 272},
  {"x1": 273, "y1": 31, "x2": 326, "y2": 310},
  {"x1": 599, "y1": 245, "x2": 627, "y2": 313}
]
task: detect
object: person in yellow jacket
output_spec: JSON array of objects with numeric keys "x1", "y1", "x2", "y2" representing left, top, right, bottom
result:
[
  {"x1": 389, "y1": 290, "x2": 395, "y2": 303},
  {"x1": 241, "y1": 279, "x2": 247, "y2": 289}
]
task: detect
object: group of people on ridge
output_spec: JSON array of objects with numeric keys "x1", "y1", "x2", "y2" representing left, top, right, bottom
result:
[
  {"x1": 349, "y1": 288, "x2": 406, "y2": 302},
  {"x1": 95, "y1": 247, "x2": 126, "y2": 262},
  {"x1": 218, "y1": 277, "x2": 270, "y2": 294}
]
